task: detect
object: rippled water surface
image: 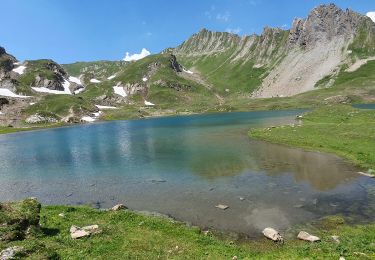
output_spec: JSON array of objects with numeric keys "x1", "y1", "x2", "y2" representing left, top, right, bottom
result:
[{"x1": 0, "y1": 110, "x2": 374, "y2": 235}]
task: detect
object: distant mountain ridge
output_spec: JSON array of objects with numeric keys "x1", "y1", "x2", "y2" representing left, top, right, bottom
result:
[
  {"x1": 1, "y1": 3, "x2": 375, "y2": 127},
  {"x1": 174, "y1": 3, "x2": 375, "y2": 97}
]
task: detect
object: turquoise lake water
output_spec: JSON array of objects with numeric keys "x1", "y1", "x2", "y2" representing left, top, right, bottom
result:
[{"x1": 0, "y1": 110, "x2": 373, "y2": 236}]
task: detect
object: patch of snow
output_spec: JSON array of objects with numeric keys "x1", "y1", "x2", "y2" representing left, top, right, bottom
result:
[
  {"x1": 183, "y1": 68, "x2": 193, "y2": 74},
  {"x1": 90, "y1": 79, "x2": 101, "y2": 83},
  {"x1": 62, "y1": 80, "x2": 71, "y2": 94},
  {"x1": 142, "y1": 77, "x2": 148, "y2": 82},
  {"x1": 81, "y1": 116, "x2": 96, "y2": 122},
  {"x1": 144, "y1": 100, "x2": 155, "y2": 106},
  {"x1": 92, "y1": 111, "x2": 102, "y2": 117},
  {"x1": 69, "y1": 76, "x2": 82, "y2": 85},
  {"x1": 0, "y1": 88, "x2": 30, "y2": 98},
  {"x1": 32, "y1": 79, "x2": 71, "y2": 95},
  {"x1": 123, "y1": 48, "x2": 150, "y2": 62},
  {"x1": 95, "y1": 105, "x2": 118, "y2": 109},
  {"x1": 367, "y1": 11, "x2": 375, "y2": 22},
  {"x1": 12, "y1": 65, "x2": 27, "y2": 75},
  {"x1": 107, "y1": 74, "x2": 116, "y2": 80},
  {"x1": 113, "y1": 86, "x2": 127, "y2": 97}
]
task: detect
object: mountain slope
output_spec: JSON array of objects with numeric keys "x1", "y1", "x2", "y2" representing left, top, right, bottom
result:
[{"x1": 174, "y1": 4, "x2": 375, "y2": 98}]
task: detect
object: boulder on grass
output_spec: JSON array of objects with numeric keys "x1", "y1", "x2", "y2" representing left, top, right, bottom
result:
[
  {"x1": 297, "y1": 231, "x2": 320, "y2": 242},
  {"x1": 262, "y1": 228, "x2": 283, "y2": 242}
]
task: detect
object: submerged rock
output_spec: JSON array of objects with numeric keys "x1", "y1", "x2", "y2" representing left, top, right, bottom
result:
[
  {"x1": 215, "y1": 204, "x2": 229, "y2": 210},
  {"x1": 297, "y1": 231, "x2": 320, "y2": 242},
  {"x1": 262, "y1": 228, "x2": 283, "y2": 242}
]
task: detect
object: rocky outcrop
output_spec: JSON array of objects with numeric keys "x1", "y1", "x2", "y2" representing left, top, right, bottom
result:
[
  {"x1": 288, "y1": 3, "x2": 365, "y2": 49},
  {"x1": 28, "y1": 60, "x2": 68, "y2": 91},
  {"x1": 0, "y1": 46, "x2": 17, "y2": 82},
  {"x1": 25, "y1": 113, "x2": 59, "y2": 124},
  {"x1": 0, "y1": 198, "x2": 41, "y2": 242}
]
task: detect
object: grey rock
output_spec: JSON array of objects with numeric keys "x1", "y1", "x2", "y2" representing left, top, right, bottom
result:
[
  {"x1": 297, "y1": 231, "x2": 320, "y2": 242},
  {"x1": 262, "y1": 227, "x2": 283, "y2": 242},
  {"x1": 25, "y1": 113, "x2": 58, "y2": 124},
  {"x1": 0, "y1": 246, "x2": 24, "y2": 260}
]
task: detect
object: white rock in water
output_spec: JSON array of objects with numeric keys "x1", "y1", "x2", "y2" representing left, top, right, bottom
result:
[
  {"x1": 262, "y1": 227, "x2": 283, "y2": 242},
  {"x1": 0, "y1": 246, "x2": 24, "y2": 260},
  {"x1": 111, "y1": 204, "x2": 127, "y2": 211},
  {"x1": 215, "y1": 204, "x2": 229, "y2": 210},
  {"x1": 297, "y1": 231, "x2": 320, "y2": 242}
]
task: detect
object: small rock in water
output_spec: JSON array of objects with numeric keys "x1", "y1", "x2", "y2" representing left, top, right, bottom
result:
[
  {"x1": 262, "y1": 228, "x2": 283, "y2": 242},
  {"x1": 215, "y1": 204, "x2": 229, "y2": 210},
  {"x1": 149, "y1": 178, "x2": 167, "y2": 183},
  {"x1": 0, "y1": 246, "x2": 24, "y2": 260},
  {"x1": 331, "y1": 235, "x2": 340, "y2": 243},
  {"x1": 239, "y1": 197, "x2": 245, "y2": 201},
  {"x1": 297, "y1": 231, "x2": 320, "y2": 242},
  {"x1": 111, "y1": 204, "x2": 127, "y2": 211}
]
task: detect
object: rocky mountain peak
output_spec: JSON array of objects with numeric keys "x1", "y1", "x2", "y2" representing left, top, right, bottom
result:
[
  {"x1": 288, "y1": 3, "x2": 365, "y2": 48},
  {"x1": 0, "y1": 46, "x2": 6, "y2": 55}
]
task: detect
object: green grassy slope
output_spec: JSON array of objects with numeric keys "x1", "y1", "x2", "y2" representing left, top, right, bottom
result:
[{"x1": 250, "y1": 105, "x2": 375, "y2": 171}]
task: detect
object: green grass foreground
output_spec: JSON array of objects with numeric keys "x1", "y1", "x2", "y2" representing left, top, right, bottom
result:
[
  {"x1": 250, "y1": 105, "x2": 375, "y2": 171},
  {"x1": 1, "y1": 200, "x2": 375, "y2": 259}
]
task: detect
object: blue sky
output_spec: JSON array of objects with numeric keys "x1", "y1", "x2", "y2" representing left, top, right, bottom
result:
[{"x1": 0, "y1": 0, "x2": 374, "y2": 63}]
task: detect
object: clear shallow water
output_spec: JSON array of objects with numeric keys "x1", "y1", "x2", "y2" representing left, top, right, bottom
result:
[{"x1": 0, "y1": 110, "x2": 374, "y2": 236}]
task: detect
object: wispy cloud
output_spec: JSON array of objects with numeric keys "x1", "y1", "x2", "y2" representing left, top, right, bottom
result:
[
  {"x1": 226, "y1": 27, "x2": 242, "y2": 34},
  {"x1": 216, "y1": 11, "x2": 230, "y2": 22},
  {"x1": 123, "y1": 48, "x2": 150, "y2": 62},
  {"x1": 367, "y1": 11, "x2": 375, "y2": 22},
  {"x1": 204, "y1": 5, "x2": 216, "y2": 19}
]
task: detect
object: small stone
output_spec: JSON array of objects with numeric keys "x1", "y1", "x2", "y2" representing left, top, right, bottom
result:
[
  {"x1": 312, "y1": 199, "x2": 318, "y2": 205},
  {"x1": 111, "y1": 204, "x2": 127, "y2": 211},
  {"x1": 297, "y1": 231, "x2": 320, "y2": 242},
  {"x1": 70, "y1": 225, "x2": 79, "y2": 233},
  {"x1": 232, "y1": 256, "x2": 238, "y2": 260},
  {"x1": 262, "y1": 227, "x2": 283, "y2": 242},
  {"x1": 215, "y1": 204, "x2": 229, "y2": 210},
  {"x1": 239, "y1": 197, "x2": 245, "y2": 201},
  {"x1": 0, "y1": 246, "x2": 24, "y2": 260},
  {"x1": 58, "y1": 213, "x2": 65, "y2": 217},
  {"x1": 82, "y1": 224, "x2": 100, "y2": 234},
  {"x1": 71, "y1": 229, "x2": 90, "y2": 239},
  {"x1": 339, "y1": 257, "x2": 345, "y2": 260},
  {"x1": 331, "y1": 235, "x2": 340, "y2": 243}
]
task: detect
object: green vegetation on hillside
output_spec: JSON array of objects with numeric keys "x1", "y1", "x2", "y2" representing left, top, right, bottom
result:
[
  {"x1": 1, "y1": 200, "x2": 375, "y2": 259},
  {"x1": 250, "y1": 105, "x2": 375, "y2": 171}
]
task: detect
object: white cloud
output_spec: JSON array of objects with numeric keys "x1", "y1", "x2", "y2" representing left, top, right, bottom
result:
[
  {"x1": 204, "y1": 5, "x2": 216, "y2": 19},
  {"x1": 123, "y1": 48, "x2": 151, "y2": 62},
  {"x1": 216, "y1": 11, "x2": 230, "y2": 22},
  {"x1": 367, "y1": 11, "x2": 375, "y2": 22},
  {"x1": 226, "y1": 27, "x2": 242, "y2": 34}
]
